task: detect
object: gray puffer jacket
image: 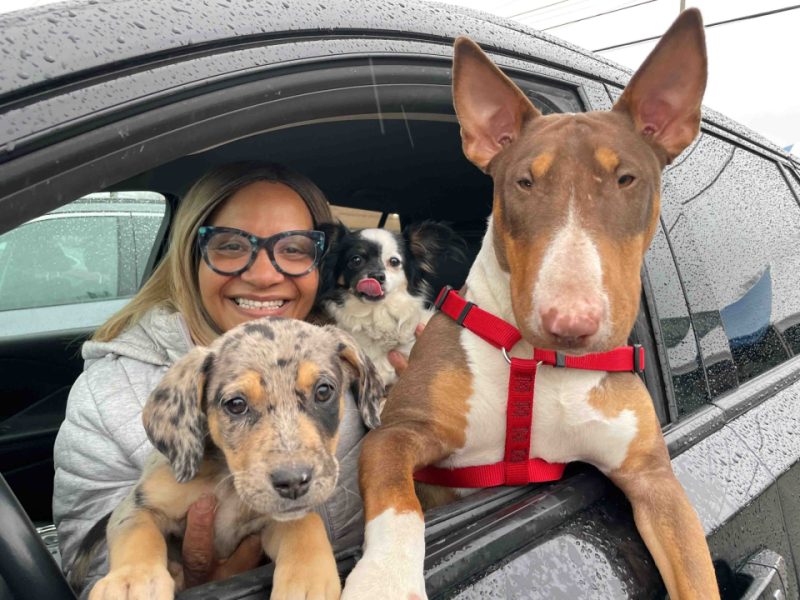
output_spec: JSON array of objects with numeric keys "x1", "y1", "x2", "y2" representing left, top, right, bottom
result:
[{"x1": 53, "y1": 306, "x2": 366, "y2": 591}]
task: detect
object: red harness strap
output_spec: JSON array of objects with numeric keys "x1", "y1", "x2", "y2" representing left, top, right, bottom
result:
[{"x1": 413, "y1": 286, "x2": 645, "y2": 488}]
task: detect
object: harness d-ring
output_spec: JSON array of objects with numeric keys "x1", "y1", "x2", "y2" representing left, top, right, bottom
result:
[
  {"x1": 501, "y1": 347, "x2": 543, "y2": 369},
  {"x1": 502, "y1": 347, "x2": 512, "y2": 364}
]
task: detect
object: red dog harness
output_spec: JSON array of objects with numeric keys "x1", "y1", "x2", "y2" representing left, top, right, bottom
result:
[{"x1": 413, "y1": 286, "x2": 645, "y2": 488}]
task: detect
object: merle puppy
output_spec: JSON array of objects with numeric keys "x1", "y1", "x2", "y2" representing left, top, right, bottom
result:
[{"x1": 316, "y1": 221, "x2": 465, "y2": 387}]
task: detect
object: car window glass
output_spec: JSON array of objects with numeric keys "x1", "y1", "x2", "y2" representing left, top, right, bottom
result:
[
  {"x1": 0, "y1": 192, "x2": 166, "y2": 312},
  {"x1": 645, "y1": 223, "x2": 708, "y2": 418},
  {"x1": 661, "y1": 133, "x2": 800, "y2": 398}
]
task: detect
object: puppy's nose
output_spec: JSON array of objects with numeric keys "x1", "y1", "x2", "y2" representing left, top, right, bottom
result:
[
  {"x1": 368, "y1": 271, "x2": 386, "y2": 284},
  {"x1": 270, "y1": 466, "x2": 313, "y2": 499}
]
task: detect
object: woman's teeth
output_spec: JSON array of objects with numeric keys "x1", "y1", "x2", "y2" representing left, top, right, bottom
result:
[{"x1": 234, "y1": 298, "x2": 286, "y2": 309}]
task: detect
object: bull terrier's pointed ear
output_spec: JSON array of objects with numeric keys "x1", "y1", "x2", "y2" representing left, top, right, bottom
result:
[
  {"x1": 453, "y1": 37, "x2": 541, "y2": 171},
  {"x1": 613, "y1": 8, "x2": 707, "y2": 164}
]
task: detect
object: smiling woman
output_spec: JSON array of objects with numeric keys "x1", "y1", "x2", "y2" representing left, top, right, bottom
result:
[{"x1": 51, "y1": 162, "x2": 381, "y2": 595}]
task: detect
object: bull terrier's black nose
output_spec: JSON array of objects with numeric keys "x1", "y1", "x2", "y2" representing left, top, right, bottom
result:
[{"x1": 270, "y1": 466, "x2": 313, "y2": 499}]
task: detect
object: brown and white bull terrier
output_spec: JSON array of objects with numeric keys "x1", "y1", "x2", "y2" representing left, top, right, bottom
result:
[{"x1": 342, "y1": 9, "x2": 719, "y2": 600}]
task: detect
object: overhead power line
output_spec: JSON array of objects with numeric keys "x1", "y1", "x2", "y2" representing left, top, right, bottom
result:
[
  {"x1": 543, "y1": 0, "x2": 657, "y2": 30},
  {"x1": 509, "y1": 0, "x2": 574, "y2": 20},
  {"x1": 593, "y1": 4, "x2": 800, "y2": 52}
]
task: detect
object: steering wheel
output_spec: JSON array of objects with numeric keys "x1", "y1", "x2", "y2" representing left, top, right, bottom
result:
[{"x1": 0, "y1": 474, "x2": 75, "y2": 599}]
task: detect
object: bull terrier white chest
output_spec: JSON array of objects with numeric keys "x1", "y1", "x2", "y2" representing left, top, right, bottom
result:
[{"x1": 438, "y1": 327, "x2": 639, "y2": 480}]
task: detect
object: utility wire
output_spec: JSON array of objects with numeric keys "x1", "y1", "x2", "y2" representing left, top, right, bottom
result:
[
  {"x1": 510, "y1": 0, "x2": 583, "y2": 20},
  {"x1": 593, "y1": 4, "x2": 800, "y2": 52},
  {"x1": 542, "y1": 0, "x2": 657, "y2": 30}
]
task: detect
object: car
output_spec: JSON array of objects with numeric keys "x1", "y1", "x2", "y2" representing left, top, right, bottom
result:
[
  {"x1": 0, "y1": 194, "x2": 166, "y2": 332},
  {"x1": 1, "y1": 1, "x2": 799, "y2": 598}
]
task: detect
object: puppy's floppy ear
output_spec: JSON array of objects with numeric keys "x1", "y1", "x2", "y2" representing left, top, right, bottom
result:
[
  {"x1": 327, "y1": 326, "x2": 385, "y2": 429},
  {"x1": 403, "y1": 220, "x2": 468, "y2": 294},
  {"x1": 142, "y1": 346, "x2": 213, "y2": 483}
]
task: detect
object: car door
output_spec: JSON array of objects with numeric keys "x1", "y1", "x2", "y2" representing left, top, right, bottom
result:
[
  {"x1": 0, "y1": 195, "x2": 168, "y2": 525},
  {"x1": 652, "y1": 122, "x2": 800, "y2": 599}
]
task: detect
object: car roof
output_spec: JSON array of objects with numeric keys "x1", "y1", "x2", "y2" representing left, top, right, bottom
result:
[{"x1": 0, "y1": 0, "x2": 631, "y2": 104}]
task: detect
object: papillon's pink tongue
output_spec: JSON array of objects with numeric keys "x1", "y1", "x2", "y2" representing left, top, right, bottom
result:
[{"x1": 356, "y1": 278, "x2": 384, "y2": 297}]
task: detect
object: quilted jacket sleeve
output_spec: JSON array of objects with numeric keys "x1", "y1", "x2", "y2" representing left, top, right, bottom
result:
[{"x1": 52, "y1": 354, "x2": 165, "y2": 592}]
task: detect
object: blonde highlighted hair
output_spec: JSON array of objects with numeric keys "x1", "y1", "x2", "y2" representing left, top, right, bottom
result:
[{"x1": 93, "y1": 162, "x2": 333, "y2": 346}]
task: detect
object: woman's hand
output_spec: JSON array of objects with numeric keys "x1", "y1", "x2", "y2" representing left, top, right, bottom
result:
[
  {"x1": 179, "y1": 494, "x2": 264, "y2": 589},
  {"x1": 387, "y1": 323, "x2": 427, "y2": 376}
]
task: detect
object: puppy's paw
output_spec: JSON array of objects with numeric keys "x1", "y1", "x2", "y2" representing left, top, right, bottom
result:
[
  {"x1": 89, "y1": 564, "x2": 174, "y2": 600},
  {"x1": 341, "y1": 558, "x2": 426, "y2": 600},
  {"x1": 271, "y1": 551, "x2": 341, "y2": 600}
]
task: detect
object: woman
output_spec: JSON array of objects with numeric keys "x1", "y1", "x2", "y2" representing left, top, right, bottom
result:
[{"x1": 53, "y1": 162, "x2": 400, "y2": 594}]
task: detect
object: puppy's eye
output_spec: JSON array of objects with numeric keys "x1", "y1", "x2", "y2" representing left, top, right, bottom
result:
[
  {"x1": 517, "y1": 178, "x2": 533, "y2": 190},
  {"x1": 348, "y1": 255, "x2": 363, "y2": 268},
  {"x1": 314, "y1": 382, "x2": 336, "y2": 403},
  {"x1": 618, "y1": 174, "x2": 636, "y2": 188},
  {"x1": 388, "y1": 257, "x2": 401, "y2": 268},
  {"x1": 223, "y1": 396, "x2": 248, "y2": 416}
]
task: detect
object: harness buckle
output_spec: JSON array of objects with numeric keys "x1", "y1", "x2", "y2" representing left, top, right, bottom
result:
[
  {"x1": 554, "y1": 352, "x2": 566, "y2": 368},
  {"x1": 633, "y1": 343, "x2": 644, "y2": 373},
  {"x1": 434, "y1": 285, "x2": 453, "y2": 310}
]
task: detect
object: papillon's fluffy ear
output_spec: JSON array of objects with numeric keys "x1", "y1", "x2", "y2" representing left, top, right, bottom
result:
[
  {"x1": 318, "y1": 221, "x2": 348, "y2": 258},
  {"x1": 316, "y1": 220, "x2": 351, "y2": 303},
  {"x1": 403, "y1": 221, "x2": 468, "y2": 296}
]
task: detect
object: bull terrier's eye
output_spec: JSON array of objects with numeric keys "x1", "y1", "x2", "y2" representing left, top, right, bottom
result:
[
  {"x1": 388, "y1": 257, "x2": 401, "y2": 268},
  {"x1": 223, "y1": 396, "x2": 249, "y2": 416},
  {"x1": 516, "y1": 177, "x2": 533, "y2": 190},
  {"x1": 348, "y1": 255, "x2": 363, "y2": 268},
  {"x1": 314, "y1": 381, "x2": 336, "y2": 403},
  {"x1": 618, "y1": 174, "x2": 636, "y2": 188}
]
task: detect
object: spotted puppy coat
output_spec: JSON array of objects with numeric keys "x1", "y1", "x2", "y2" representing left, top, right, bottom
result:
[{"x1": 81, "y1": 317, "x2": 383, "y2": 600}]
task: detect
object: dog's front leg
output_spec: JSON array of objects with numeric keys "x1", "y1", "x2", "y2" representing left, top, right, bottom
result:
[
  {"x1": 610, "y1": 442, "x2": 720, "y2": 599},
  {"x1": 342, "y1": 425, "x2": 443, "y2": 600},
  {"x1": 89, "y1": 509, "x2": 174, "y2": 600},
  {"x1": 263, "y1": 512, "x2": 340, "y2": 600}
]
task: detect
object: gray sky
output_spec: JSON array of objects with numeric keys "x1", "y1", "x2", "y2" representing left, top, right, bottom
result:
[
  {"x1": 2, "y1": 0, "x2": 798, "y2": 152},
  {"x1": 443, "y1": 0, "x2": 800, "y2": 152}
]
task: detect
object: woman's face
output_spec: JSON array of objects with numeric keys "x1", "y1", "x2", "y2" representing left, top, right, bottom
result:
[{"x1": 198, "y1": 180, "x2": 319, "y2": 333}]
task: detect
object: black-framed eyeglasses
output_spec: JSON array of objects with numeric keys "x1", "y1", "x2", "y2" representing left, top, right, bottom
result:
[{"x1": 197, "y1": 226, "x2": 325, "y2": 277}]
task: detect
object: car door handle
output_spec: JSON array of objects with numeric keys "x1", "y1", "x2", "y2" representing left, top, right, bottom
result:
[{"x1": 736, "y1": 549, "x2": 787, "y2": 600}]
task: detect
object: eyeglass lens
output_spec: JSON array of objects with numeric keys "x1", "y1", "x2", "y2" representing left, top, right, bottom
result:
[{"x1": 205, "y1": 230, "x2": 318, "y2": 275}]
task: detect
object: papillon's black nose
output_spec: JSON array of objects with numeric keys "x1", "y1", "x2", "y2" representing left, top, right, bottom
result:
[
  {"x1": 270, "y1": 466, "x2": 313, "y2": 499},
  {"x1": 368, "y1": 271, "x2": 386, "y2": 284}
]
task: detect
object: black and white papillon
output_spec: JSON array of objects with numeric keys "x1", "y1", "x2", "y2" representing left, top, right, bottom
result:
[{"x1": 316, "y1": 221, "x2": 466, "y2": 386}]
